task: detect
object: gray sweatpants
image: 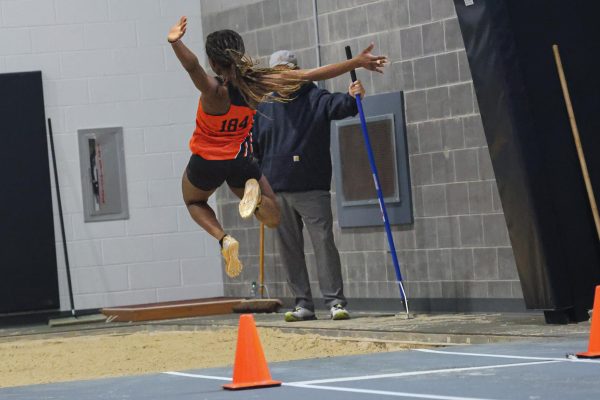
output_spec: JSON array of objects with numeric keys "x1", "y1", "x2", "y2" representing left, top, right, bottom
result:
[{"x1": 275, "y1": 190, "x2": 346, "y2": 311}]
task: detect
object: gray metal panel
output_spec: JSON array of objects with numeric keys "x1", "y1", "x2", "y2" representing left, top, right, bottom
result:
[
  {"x1": 77, "y1": 127, "x2": 129, "y2": 222},
  {"x1": 331, "y1": 91, "x2": 413, "y2": 228}
]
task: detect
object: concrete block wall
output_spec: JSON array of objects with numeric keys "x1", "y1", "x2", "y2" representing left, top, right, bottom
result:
[
  {"x1": 0, "y1": 0, "x2": 222, "y2": 311},
  {"x1": 200, "y1": 0, "x2": 523, "y2": 308}
]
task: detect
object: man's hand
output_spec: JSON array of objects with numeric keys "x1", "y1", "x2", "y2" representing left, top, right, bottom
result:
[
  {"x1": 349, "y1": 80, "x2": 366, "y2": 98},
  {"x1": 354, "y1": 43, "x2": 388, "y2": 73},
  {"x1": 168, "y1": 16, "x2": 187, "y2": 43}
]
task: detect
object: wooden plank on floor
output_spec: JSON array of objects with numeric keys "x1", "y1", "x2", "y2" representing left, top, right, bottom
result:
[{"x1": 101, "y1": 298, "x2": 244, "y2": 322}]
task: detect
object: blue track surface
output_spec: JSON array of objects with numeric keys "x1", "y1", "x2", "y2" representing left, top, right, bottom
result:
[{"x1": 3, "y1": 339, "x2": 599, "y2": 399}]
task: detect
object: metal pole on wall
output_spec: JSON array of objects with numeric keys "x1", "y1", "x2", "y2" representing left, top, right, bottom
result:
[
  {"x1": 47, "y1": 118, "x2": 77, "y2": 317},
  {"x1": 552, "y1": 44, "x2": 600, "y2": 242},
  {"x1": 344, "y1": 46, "x2": 409, "y2": 317}
]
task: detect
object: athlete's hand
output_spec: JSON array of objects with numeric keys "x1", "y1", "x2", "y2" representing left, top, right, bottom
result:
[
  {"x1": 349, "y1": 80, "x2": 365, "y2": 98},
  {"x1": 355, "y1": 43, "x2": 388, "y2": 73},
  {"x1": 168, "y1": 16, "x2": 187, "y2": 43}
]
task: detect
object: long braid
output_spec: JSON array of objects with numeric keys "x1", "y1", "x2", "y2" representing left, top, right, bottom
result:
[{"x1": 205, "y1": 30, "x2": 306, "y2": 109}]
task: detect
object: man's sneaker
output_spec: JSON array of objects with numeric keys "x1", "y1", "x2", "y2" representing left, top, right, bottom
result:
[
  {"x1": 221, "y1": 235, "x2": 243, "y2": 278},
  {"x1": 284, "y1": 307, "x2": 317, "y2": 322},
  {"x1": 239, "y1": 178, "x2": 261, "y2": 219},
  {"x1": 330, "y1": 304, "x2": 350, "y2": 320}
]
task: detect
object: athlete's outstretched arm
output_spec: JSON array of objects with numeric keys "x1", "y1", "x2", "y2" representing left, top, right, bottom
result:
[
  {"x1": 168, "y1": 16, "x2": 219, "y2": 93},
  {"x1": 284, "y1": 43, "x2": 387, "y2": 82}
]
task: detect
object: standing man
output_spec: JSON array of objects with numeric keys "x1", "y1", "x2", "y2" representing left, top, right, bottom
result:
[{"x1": 254, "y1": 50, "x2": 365, "y2": 321}]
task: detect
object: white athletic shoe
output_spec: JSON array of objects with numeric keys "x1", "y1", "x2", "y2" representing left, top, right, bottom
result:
[
  {"x1": 330, "y1": 304, "x2": 350, "y2": 320},
  {"x1": 221, "y1": 235, "x2": 243, "y2": 278},
  {"x1": 239, "y1": 178, "x2": 261, "y2": 219},
  {"x1": 284, "y1": 306, "x2": 317, "y2": 322}
]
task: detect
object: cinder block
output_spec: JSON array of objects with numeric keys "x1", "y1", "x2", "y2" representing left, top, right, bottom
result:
[
  {"x1": 366, "y1": 252, "x2": 388, "y2": 282},
  {"x1": 291, "y1": 20, "x2": 313, "y2": 49},
  {"x1": 148, "y1": 178, "x2": 182, "y2": 207},
  {"x1": 400, "y1": 26, "x2": 423, "y2": 59},
  {"x1": 432, "y1": 150, "x2": 455, "y2": 184},
  {"x1": 449, "y1": 82, "x2": 474, "y2": 116},
  {"x1": 458, "y1": 215, "x2": 484, "y2": 246},
  {"x1": 347, "y1": 7, "x2": 369, "y2": 38},
  {"x1": 71, "y1": 214, "x2": 126, "y2": 240},
  {"x1": 419, "y1": 120, "x2": 442, "y2": 153},
  {"x1": 415, "y1": 217, "x2": 438, "y2": 249},
  {"x1": 468, "y1": 181, "x2": 493, "y2": 214},
  {"x1": 414, "y1": 56, "x2": 437, "y2": 89},
  {"x1": 431, "y1": 0, "x2": 456, "y2": 20},
  {"x1": 279, "y1": 0, "x2": 298, "y2": 22},
  {"x1": 157, "y1": 283, "x2": 223, "y2": 302},
  {"x1": 399, "y1": 249, "x2": 429, "y2": 281},
  {"x1": 409, "y1": 153, "x2": 433, "y2": 185},
  {"x1": 399, "y1": 60, "x2": 415, "y2": 90},
  {"x1": 436, "y1": 52, "x2": 459, "y2": 84},
  {"x1": 422, "y1": 21, "x2": 445, "y2": 55},
  {"x1": 444, "y1": 18, "x2": 464, "y2": 50},
  {"x1": 85, "y1": 22, "x2": 137, "y2": 49},
  {"x1": 129, "y1": 260, "x2": 180, "y2": 290},
  {"x1": 453, "y1": 148, "x2": 479, "y2": 181},
  {"x1": 298, "y1": 0, "x2": 314, "y2": 19},
  {"x1": 263, "y1": 0, "x2": 281, "y2": 26},
  {"x1": 390, "y1": 0, "x2": 410, "y2": 28},
  {"x1": 73, "y1": 265, "x2": 129, "y2": 294},
  {"x1": 328, "y1": 11, "x2": 348, "y2": 41},
  {"x1": 463, "y1": 281, "x2": 488, "y2": 297},
  {"x1": 405, "y1": 90, "x2": 427, "y2": 122},
  {"x1": 2, "y1": 0, "x2": 55, "y2": 27},
  {"x1": 127, "y1": 154, "x2": 174, "y2": 181},
  {"x1": 241, "y1": 31, "x2": 258, "y2": 58},
  {"x1": 55, "y1": 0, "x2": 108, "y2": 23},
  {"x1": 273, "y1": 24, "x2": 293, "y2": 50},
  {"x1": 246, "y1": 2, "x2": 265, "y2": 29},
  {"x1": 102, "y1": 236, "x2": 154, "y2": 265},
  {"x1": 159, "y1": 0, "x2": 201, "y2": 17},
  {"x1": 483, "y1": 214, "x2": 510, "y2": 246},
  {"x1": 0, "y1": 28, "x2": 31, "y2": 56},
  {"x1": 126, "y1": 207, "x2": 179, "y2": 235},
  {"x1": 451, "y1": 248, "x2": 474, "y2": 280},
  {"x1": 153, "y1": 232, "x2": 207, "y2": 261},
  {"x1": 109, "y1": 0, "x2": 161, "y2": 21},
  {"x1": 412, "y1": 185, "x2": 424, "y2": 217},
  {"x1": 61, "y1": 50, "x2": 114, "y2": 78},
  {"x1": 422, "y1": 184, "x2": 447, "y2": 217},
  {"x1": 426, "y1": 86, "x2": 451, "y2": 119},
  {"x1": 491, "y1": 182, "x2": 503, "y2": 211},
  {"x1": 31, "y1": 25, "x2": 85, "y2": 53},
  {"x1": 114, "y1": 47, "x2": 165, "y2": 74},
  {"x1": 437, "y1": 216, "x2": 460, "y2": 248},
  {"x1": 473, "y1": 248, "x2": 498, "y2": 280},
  {"x1": 43, "y1": 79, "x2": 89, "y2": 107},
  {"x1": 366, "y1": 1, "x2": 391, "y2": 33},
  {"x1": 127, "y1": 181, "x2": 149, "y2": 209},
  {"x1": 144, "y1": 125, "x2": 191, "y2": 154},
  {"x1": 406, "y1": 123, "x2": 420, "y2": 154},
  {"x1": 90, "y1": 75, "x2": 141, "y2": 103},
  {"x1": 408, "y1": 0, "x2": 432, "y2": 24},
  {"x1": 4, "y1": 54, "x2": 60, "y2": 78},
  {"x1": 257, "y1": 29, "x2": 275, "y2": 57},
  {"x1": 440, "y1": 117, "x2": 464, "y2": 150},
  {"x1": 428, "y1": 249, "x2": 452, "y2": 280}
]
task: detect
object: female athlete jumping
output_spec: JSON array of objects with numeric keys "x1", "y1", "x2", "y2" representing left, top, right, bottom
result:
[{"x1": 168, "y1": 16, "x2": 387, "y2": 278}]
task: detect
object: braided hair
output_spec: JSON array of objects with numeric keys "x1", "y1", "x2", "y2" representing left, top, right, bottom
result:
[{"x1": 205, "y1": 29, "x2": 305, "y2": 109}]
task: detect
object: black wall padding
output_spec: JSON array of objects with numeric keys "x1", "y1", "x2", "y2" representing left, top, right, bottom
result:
[
  {"x1": 0, "y1": 71, "x2": 59, "y2": 314},
  {"x1": 454, "y1": 0, "x2": 600, "y2": 321}
]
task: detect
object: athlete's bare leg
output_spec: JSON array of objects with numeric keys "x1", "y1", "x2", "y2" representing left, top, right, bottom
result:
[
  {"x1": 182, "y1": 171, "x2": 224, "y2": 240},
  {"x1": 230, "y1": 175, "x2": 280, "y2": 228}
]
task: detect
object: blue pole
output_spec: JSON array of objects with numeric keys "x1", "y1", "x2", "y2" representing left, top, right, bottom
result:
[{"x1": 345, "y1": 46, "x2": 409, "y2": 315}]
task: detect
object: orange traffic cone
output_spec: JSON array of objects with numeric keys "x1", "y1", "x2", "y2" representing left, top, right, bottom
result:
[
  {"x1": 577, "y1": 285, "x2": 600, "y2": 358},
  {"x1": 223, "y1": 314, "x2": 282, "y2": 390}
]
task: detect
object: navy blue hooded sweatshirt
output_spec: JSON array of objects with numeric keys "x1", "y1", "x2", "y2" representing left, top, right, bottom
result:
[{"x1": 253, "y1": 83, "x2": 358, "y2": 192}]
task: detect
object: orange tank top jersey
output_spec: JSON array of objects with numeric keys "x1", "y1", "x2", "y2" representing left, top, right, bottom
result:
[{"x1": 189, "y1": 83, "x2": 256, "y2": 160}]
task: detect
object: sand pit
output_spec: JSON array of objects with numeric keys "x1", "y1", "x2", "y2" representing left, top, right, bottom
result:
[{"x1": 0, "y1": 327, "x2": 410, "y2": 388}]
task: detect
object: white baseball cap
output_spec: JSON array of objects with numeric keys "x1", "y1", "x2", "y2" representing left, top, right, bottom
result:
[{"x1": 269, "y1": 50, "x2": 298, "y2": 68}]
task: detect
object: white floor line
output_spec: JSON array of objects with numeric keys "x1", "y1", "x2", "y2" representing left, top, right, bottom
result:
[
  {"x1": 415, "y1": 348, "x2": 600, "y2": 364},
  {"x1": 162, "y1": 371, "x2": 231, "y2": 381},
  {"x1": 287, "y1": 383, "x2": 498, "y2": 400},
  {"x1": 289, "y1": 360, "x2": 558, "y2": 385}
]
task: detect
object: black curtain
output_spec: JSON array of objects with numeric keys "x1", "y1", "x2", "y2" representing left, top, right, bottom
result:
[
  {"x1": 0, "y1": 71, "x2": 59, "y2": 314},
  {"x1": 454, "y1": 0, "x2": 600, "y2": 322}
]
